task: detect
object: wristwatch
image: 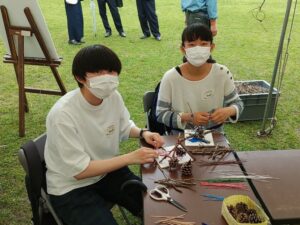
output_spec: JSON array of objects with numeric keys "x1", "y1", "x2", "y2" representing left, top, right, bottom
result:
[{"x1": 139, "y1": 128, "x2": 148, "y2": 139}]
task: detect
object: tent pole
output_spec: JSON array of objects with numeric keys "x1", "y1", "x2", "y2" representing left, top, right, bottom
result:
[{"x1": 258, "y1": 0, "x2": 293, "y2": 136}]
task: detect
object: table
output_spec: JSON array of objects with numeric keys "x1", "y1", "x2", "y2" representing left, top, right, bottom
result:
[
  {"x1": 141, "y1": 134, "x2": 258, "y2": 225},
  {"x1": 237, "y1": 150, "x2": 300, "y2": 225}
]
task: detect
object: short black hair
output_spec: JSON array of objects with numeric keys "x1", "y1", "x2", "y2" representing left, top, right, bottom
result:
[
  {"x1": 72, "y1": 45, "x2": 122, "y2": 88},
  {"x1": 181, "y1": 23, "x2": 213, "y2": 47}
]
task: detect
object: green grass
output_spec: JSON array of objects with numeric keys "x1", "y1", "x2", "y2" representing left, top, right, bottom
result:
[{"x1": 0, "y1": 0, "x2": 299, "y2": 224}]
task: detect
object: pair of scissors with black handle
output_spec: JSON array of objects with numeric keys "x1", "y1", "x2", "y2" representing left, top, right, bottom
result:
[{"x1": 149, "y1": 185, "x2": 187, "y2": 212}]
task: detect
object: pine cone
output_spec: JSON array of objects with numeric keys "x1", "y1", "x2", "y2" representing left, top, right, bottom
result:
[
  {"x1": 181, "y1": 160, "x2": 192, "y2": 176},
  {"x1": 169, "y1": 158, "x2": 179, "y2": 170},
  {"x1": 227, "y1": 205, "x2": 237, "y2": 219},
  {"x1": 236, "y1": 202, "x2": 248, "y2": 214},
  {"x1": 175, "y1": 145, "x2": 186, "y2": 157},
  {"x1": 247, "y1": 208, "x2": 257, "y2": 216},
  {"x1": 249, "y1": 213, "x2": 262, "y2": 223},
  {"x1": 237, "y1": 213, "x2": 249, "y2": 223}
]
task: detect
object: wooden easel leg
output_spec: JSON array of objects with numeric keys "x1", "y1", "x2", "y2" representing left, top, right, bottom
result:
[
  {"x1": 13, "y1": 63, "x2": 29, "y2": 112},
  {"x1": 17, "y1": 35, "x2": 25, "y2": 137},
  {"x1": 50, "y1": 66, "x2": 67, "y2": 95}
]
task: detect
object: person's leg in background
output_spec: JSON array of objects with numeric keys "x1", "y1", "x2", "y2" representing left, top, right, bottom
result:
[
  {"x1": 50, "y1": 186, "x2": 119, "y2": 225},
  {"x1": 97, "y1": 0, "x2": 112, "y2": 37},
  {"x1": 106, "y1": 0, "x2": 126, "y2": 37},
  {"x1": 136, "y1": 0, "x2": 151, "y2": 39},
  {"x1": 65, "y1": 1, "x2": 84, "y2": 44},
  {"x1": 143, "y1": 0, "x2": 161, "y2": 40},
  {"x1": 95, "y1": 167, "x2": 144, "y2": 216}
]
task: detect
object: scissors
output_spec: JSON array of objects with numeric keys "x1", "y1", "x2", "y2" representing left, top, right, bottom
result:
[
  {"x1": 201, "y1": 193, "x2": 224, "y2": 201},
  {"x1": 149, "y1": 185, "x2": 187, "y2": 212}
]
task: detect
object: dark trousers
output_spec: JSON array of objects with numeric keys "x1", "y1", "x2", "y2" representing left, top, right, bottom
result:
[
  {"x1": 65, "y1": 1, "x2": 84, "y2": 41},
  {"x1": 97, "y1": 0, "x2": 124, "y2": 33},
  {"x1": 185, "y1": 11, "x2": 210, "y2": 27},
  {"x1": 136, "y1": 0, "x2": 160, "y2": 37},
  {"x1": 50, "y1": 167, "x2": 142, "y2": 225}
]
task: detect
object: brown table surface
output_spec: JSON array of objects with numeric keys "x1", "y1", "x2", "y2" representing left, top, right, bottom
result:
[
  {"x1": 141, "y1": 134, "x2": 258, "y2": 225},
  {"x1": 237, "y1": 150, "x2": 300, "y2": 225}
]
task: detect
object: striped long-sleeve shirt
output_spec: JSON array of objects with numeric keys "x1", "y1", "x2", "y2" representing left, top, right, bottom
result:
[{"x1": 156, "y1": 63, "x2": 244, "y2": 132}]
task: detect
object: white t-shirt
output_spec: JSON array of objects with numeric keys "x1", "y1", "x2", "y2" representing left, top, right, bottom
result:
[{"x1": 44, "y1": 88, "x2": 135, "y2": 195}]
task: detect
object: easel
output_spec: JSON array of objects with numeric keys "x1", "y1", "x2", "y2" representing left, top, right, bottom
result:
[{"x1": 0, "y1": 5, "x2": 67, "y2": 137}]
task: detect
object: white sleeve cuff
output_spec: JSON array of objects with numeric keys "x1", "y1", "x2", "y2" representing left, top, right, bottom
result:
[
  {"x1": 177, "y1": 113, "x2": 186, "y2": 129},
  {"x1": 228, "y1": 105, "x2": 239, "y2": 123}
]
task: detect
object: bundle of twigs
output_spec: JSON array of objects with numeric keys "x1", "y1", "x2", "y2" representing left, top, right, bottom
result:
[
  {"x1": 206, "y1": 170, "x2": 279, "y2": 182},
  {"x1": 152, "y1": 214, "x2": 195, "y2": 225},
  {"x1": 189, "y1": 146, "x2": 234, "y2": 160},
  {"x1": 197, "y1": 159, "x2": 246, "y2": 167},
  {"x1": 154, "y1": 178, "x2": 196, "y2": 192}
]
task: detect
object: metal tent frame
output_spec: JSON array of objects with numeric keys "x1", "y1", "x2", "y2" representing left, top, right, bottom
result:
[{"x1": 258, "y1": 0, "x2": 296, "y2": 136}]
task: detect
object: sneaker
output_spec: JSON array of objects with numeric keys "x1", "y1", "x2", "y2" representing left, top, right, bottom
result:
[
  {"x1": 79, "y1": 38, "x2": 85, "y2": 44},
  {"x1": 104, "y1": 31, "x2": 112, "y2": 38},
  {"x1": 68, "y1": 39, "x2": 81, "y2": 45},
  {"x1": 154, "y1": 35, "x2": 161, "y2": 41},
  {"x1": 140, "y1": 34, "x2": 150, "y2": 39},
  {"x1": 119, "y1": 32, "x2": 126, "y2": 37}
]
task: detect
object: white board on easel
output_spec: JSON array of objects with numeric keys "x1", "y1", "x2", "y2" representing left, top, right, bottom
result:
[{"x1": 0, "y1": 0, "x2": 59, "y2": 59}]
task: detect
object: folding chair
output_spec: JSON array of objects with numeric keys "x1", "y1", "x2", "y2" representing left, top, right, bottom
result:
[
  {"x1": 18, "y1": 133, "x2": 62, "y2": 225},
  {"x1": 19, "y1": 134, "x2": 146, "y2": 225},
  {"x1": 143, "y1": 91, "x2": 155, "y2": 130},
  {"x1": 143, "y1": 89, "x2": 171, "y2": 135}
]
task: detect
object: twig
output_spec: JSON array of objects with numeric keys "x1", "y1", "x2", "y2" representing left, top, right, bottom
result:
[
  {"x1": 155, "y1": 178, "x2": 196, "y2": 192},
  {"x1": 197, "y1": 159, "x2": 246, "y2": 167},
  {"x1": 153, "y1": 214, "x2": 186, "y2": 224},
  {"x1": 152, "y1": 214, "x2": 196, "y2": 225}
]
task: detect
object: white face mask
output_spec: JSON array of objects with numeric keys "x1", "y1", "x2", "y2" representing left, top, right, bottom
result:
[
  {"x1": 86, "y1": 75, "x2": 119, "y2": 99},
  {"x1": 185, "y1": 46, "x2": 211, "y2": 67}
]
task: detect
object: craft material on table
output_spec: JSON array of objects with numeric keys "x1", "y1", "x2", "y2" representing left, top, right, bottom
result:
[
  {"x1": 152, "y1": 214, "x2": 196, "y2": 225},
  {"x1": 201, "y1": 193, "x2": 225, "y2": 201},
  {"x1": 200, "y1": 181, "x2": 248, "y2": 190},
  {"x1": 197, "y1": 159, "x2": 245, "y2": 167},
  {"x1": 201, "y1": 178, "x2": 246, "y2": 183},
  {"x1": 156, "y1": 145, "x2": 193, "y2": 169},
  {"x1": 149, "y1": 185, "x2": 188, "y2": 212},
  {"x1": 184, "y1": 129, "x2": 215, "y2": 147},
  {"x1": 154, "y1": 178, "x2": 196, "y2": 192}
]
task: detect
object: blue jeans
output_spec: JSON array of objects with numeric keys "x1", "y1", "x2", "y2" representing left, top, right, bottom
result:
[{"x1": 50, "y1": 167, "x2": 142, "y2": 225}]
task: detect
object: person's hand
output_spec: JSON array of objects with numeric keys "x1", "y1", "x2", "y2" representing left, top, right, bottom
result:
[
  {"x1": 143, "y1": 131, "x2": 164, "y2": 149},
  {"x1": 192, "y1": 112, "x2": 210, "y2": 126},
  {"x1": 210, "y1": 20, "x2": 217, "y2": 36},
  {"x1": 210, "y1": 107, "x2": 235, "y2": 124},
  {"x1": 128, "y1": 147, "x2": 159, "y2": 164},
  {"x1": 211, "y1": 25, "x2": 217, "y2": 36}
]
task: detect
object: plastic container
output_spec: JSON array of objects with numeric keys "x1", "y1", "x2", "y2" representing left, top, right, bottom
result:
[
  {"x1": 235, "y1": 80, "x2": 279, "y2": 121},
  {"x1": 222, "y1": 195, "x2": 270, "y2": 225}
]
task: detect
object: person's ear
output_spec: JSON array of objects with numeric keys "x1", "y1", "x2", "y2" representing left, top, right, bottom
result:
[
  {"x1": 180, "y1": 45, "x2": 186, "y2": 55},
  {"x1": 76, "y1": 76, "x2": 86, "y2": 85}
]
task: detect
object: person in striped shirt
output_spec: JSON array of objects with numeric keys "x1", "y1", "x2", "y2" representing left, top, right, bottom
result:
[{"x1": 156, "y1": 23, "x2": 243, "y2": 134}]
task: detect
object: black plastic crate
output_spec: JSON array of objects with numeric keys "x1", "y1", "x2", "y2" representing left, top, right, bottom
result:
[{"x1": 235, "y1": 80, "x2": 279, "y2": 121}]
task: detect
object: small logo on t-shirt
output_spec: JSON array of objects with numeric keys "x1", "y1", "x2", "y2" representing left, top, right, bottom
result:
[
  {"x1": 202, "y1": 90, "x2": 214, "y2": 100},
  {"x1": 106, "y1": 124, "x2": 115, "y2": 135}
]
